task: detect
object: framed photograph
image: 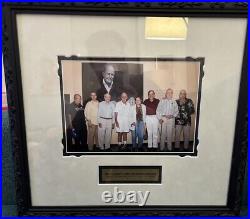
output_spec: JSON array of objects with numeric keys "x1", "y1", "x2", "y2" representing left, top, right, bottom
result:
[
  {"x1": 59, "y1": 56, "x2": 203, "y2": 156},
  {"x1": 3, "y1": 2, "x2": 247, "y2": 216}
]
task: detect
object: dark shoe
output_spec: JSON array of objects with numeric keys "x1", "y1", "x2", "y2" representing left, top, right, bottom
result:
[
  {"x1": 126, "y1": 147, "x2": 131, "y2": 152},
  {"x1": 95, "y1": 147, "x2": 101, "y2": 152},
  {"x1": 133, "y1": 148, "x2": 139, "y2": 152},
  {"x1": 113, "y1": 145, "x2": 119, "y2": 152},
  {"x1": 120, "y1": 145, "x2": 127, "y2": 151},
  {"x1": 111, "y1": 146, "x2": 118, "y2": 152}
]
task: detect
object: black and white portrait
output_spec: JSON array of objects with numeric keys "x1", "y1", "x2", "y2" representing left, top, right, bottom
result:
[{"x1": 82, "y1": 62, "x2": 143, "y2": 103}]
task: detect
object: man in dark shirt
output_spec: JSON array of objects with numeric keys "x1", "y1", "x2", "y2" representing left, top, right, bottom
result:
[
  {"x1": 143, "y1": 90, "x2": 160, "y2": 151},
  {"x1": 175, "y1": 90, "x2": 195, "y2": 151},
  {"x1": 66, "y1": 94, "x2": 87, "y2": 152}
]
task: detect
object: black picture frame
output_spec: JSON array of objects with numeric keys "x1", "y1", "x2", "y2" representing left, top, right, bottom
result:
[
  {"x1": 2, "y1": 2, "x2": 248, "y2": 216},
  {"x1": 58, "y1": 56, "x2": 204, "y2": 157}
]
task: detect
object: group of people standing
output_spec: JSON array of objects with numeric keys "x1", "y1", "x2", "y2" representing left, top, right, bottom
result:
[{"x1": 66, "y1": 89, "x2": 195, "y2": 152}]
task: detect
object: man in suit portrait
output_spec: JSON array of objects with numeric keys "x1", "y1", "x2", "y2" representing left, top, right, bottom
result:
[
  {"x1": 96, "y1": 64, "x2": 122, "y2": 102},
  {"x1": 82, "y1": 62, "x2": 143, "y2": 103}
]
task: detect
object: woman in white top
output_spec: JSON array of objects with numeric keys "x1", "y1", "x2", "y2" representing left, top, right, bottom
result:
[
  {"x1": 130, "y1": 97, "x2": 146, "y2": 152},
  {"x1": 114, "y1": 92, "x2": 131, "y2": 150}
]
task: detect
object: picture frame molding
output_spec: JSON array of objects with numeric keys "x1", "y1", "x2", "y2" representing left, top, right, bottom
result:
[{"x1": 2, "y1": 2, "x2": 248, "y2": 216}]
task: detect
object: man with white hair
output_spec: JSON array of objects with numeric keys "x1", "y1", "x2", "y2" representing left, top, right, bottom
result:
[
  {"x1": 96, "y1": 64, "x2": 122, "y2": 102},
  {"x1": 175, "y1": 89, "x2": 195, "y2": 151},
  {"x1": 156, "y1": 88, "x2": 179, "y2": 151},
  {"x1": 97, "y1": 93, "x2": 115, "y2": 151},
  {"x1": 115, "y1": 92, "x2": 131, "y2": 151}
]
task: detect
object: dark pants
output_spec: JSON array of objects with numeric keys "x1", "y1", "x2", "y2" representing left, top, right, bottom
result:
[{"x1": 67, "y1": 127, "x2": 87, "y2": 152}]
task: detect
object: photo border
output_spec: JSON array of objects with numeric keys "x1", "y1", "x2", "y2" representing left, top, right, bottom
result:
[{"x1": 58, "y1": 56, "x2": 204, "y2": 157}]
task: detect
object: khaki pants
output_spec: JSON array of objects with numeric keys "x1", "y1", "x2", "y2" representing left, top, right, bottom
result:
[
  {"x1": 87, "y1": 124, "x2": 98, "y2": 151},
  {"x1": 98, "y1": 118, "x2": 112, "y2": 150},
  {"x1": 175, "y1": 125, "x2": 190, "y2": 149},
  {"x1": 159, "y1": 118, "x2": 174, "y2": 151}
]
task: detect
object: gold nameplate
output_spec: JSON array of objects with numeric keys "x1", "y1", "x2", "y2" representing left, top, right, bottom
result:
[{"x1": 99, "y1": 166, "x2": 162, "y2": 184}]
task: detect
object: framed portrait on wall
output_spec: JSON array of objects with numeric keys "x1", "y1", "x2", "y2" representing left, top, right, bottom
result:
[{"x1": 3, "y1": 2, "x2": 248, "y2": 216}]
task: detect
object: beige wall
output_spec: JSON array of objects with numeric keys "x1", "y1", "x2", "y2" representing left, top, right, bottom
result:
[
  {"x1": 62, "y1": 60, "x2": 200, "y2": 143},
  {"x1": 62, "y1": 61, "x2": 82, "y2": 103}
]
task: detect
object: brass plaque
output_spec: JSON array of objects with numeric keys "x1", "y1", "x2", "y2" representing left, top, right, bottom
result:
[{"x1": 99, "y1": 166, "x2": 162, "y2": 184}]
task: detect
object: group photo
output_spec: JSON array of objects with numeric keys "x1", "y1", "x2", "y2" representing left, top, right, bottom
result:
[{"x1": 60, "y1": 57, "x2": 203, "y2": 155}]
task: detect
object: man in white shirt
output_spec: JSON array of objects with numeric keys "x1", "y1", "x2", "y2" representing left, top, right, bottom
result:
[
  {"x1": 97, "y1": 93, "x2": 115, "y2": 151},
  {"x1": 157, "y1": 88, "x2": 179, "y2": 151},
  {"x1": 84, "y1": 92, "x2": 99, "y2": 151},
  {"x1": 114, "y1": 92, "x2": 131, "y2": 150}
]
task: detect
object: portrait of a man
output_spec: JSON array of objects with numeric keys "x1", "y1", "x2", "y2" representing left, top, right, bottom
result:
[
  {"x1": 96, "y1": 64, "x2": 122, "y2": 101},
  {"x1": 82, "y1": 62, "x2": 143, "y2": 102}
]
